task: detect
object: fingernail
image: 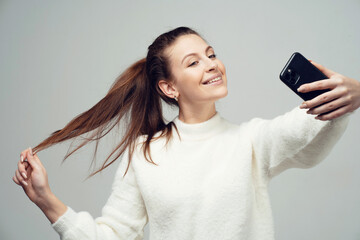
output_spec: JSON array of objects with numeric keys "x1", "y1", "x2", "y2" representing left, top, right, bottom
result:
[
  {"x1": 22, "y1": 180, "x2": 28, "y2": 186},
  {"x1": 297, "y1": 86, "x2": 304, "y2": 92},
  {"x1": 29, "y1": 147, "x2": 33, "y2": 156},
  {"x1": 20, "y1": 155, "x2": 23, "y2": 163},
  {"x1": 300, "y1": 102, "x2": 308, "y2": 109},
  {"x1": 21, "y1": 172, "x2": 27, "y2": 179}
]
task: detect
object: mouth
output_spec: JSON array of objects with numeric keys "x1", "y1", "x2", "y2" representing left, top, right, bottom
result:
[{"x1": 202, "y1": 73, "x2": 223, "y2": 85}]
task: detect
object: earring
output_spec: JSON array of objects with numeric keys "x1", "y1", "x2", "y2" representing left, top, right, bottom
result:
[{"x1": 174, "y1": 96, "x2": 178, "y2": 101}]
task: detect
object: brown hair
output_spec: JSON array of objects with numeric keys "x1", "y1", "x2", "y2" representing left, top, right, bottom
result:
[{"x1": 31, "y1": 26, "x2": 202, "y2": 179}]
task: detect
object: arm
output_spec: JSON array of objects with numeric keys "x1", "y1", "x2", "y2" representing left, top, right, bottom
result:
[
  {"x1": 14, "y1": 148, "x2": 68, "y2": 224},
  {"x1": 248, "y1": 106, "x2": 352, "y2": 180},
  {"x1": 37, "y1": 193, "x2": 67, "y2": 224},
  {"x1": 248, "y1": 60, "x2": 359, "y2": 180},
  {"x1": 50, "y1": 147, "x2": 148, "y2": 240},
  {"x1": 14, "y1": 147, "x2": 147, "y2": 240}
]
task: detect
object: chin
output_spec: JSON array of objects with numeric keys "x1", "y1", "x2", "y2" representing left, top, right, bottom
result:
[
  {"x1": 220, "y1": 91, "x2": 228, "y2": 99},
  {"x1": 214, "y1": 88, "x2": 228, "y2": 101}
]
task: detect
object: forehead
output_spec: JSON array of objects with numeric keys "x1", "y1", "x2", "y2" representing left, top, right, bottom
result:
[{"x1": 165, "y1": 34, "x2": 209, "y2": 63}]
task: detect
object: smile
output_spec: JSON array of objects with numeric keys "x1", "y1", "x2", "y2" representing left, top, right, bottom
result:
[{"x1": 203, "y1": 76, "x2": 222, "y2": 85}]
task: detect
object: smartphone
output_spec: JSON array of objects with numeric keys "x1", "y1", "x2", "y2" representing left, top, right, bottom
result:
[{"x1": 279, "y1": 52, "x2": 330, "y2": 101}]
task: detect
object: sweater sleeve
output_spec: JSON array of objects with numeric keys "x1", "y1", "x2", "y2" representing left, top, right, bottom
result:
[
  {"x1": 51, "y1": 147, "x2": 148, "y2": 240},
  {"x1": 247, "y1": 106, "x2": 352, "y2": 180}
]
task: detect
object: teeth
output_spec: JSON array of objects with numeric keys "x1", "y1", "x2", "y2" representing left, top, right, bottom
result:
[{"x1": 205, "y1": 77, "x2": 221, "y2": 84}]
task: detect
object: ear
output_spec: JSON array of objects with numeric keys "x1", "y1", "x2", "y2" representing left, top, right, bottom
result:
[{"x1": 158, "y1": 79, "x2": 178, "y2": 98}]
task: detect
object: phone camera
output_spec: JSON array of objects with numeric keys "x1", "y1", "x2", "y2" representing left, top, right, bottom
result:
[{"x1": 284, "y1": 68, "x2": 300, "y2": 85}]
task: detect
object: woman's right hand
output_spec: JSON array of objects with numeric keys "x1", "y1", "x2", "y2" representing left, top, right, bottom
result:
[{"x1": 13, "y1": 147, "x2": 52, "y2": 206}]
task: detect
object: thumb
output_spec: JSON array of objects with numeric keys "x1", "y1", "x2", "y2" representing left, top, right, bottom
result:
[
  {"x1": 309, "y1": 60, "x2": 337, "y2": 78},
  {"x1": 32, "y1": 153, "x2": 44, "y2": 168},
  {"x1": 26, "y1": 151, "x2": 40, "y2": 171}
]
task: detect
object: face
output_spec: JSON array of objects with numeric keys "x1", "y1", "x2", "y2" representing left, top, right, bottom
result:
[{"x1": 163, "y1": 34, "x2": 228, "y2": 104}]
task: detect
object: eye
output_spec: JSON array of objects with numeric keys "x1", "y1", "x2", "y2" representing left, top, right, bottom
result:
[
  {"x1": 209, "y1": 54, "x2": 217, "y2": 58},
  {"x1": 188, "y1": 61, "x2": 198, "y2": 67}
]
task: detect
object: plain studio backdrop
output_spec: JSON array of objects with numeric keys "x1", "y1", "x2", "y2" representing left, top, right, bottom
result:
[{"x1": 1, "y1": 1, "x2": 359, "y2": 239}]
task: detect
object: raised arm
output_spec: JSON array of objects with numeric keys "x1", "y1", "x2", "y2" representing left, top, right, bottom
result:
[
  {"x1": 14, "y1": 148, "x2": 68, "y2": 224},
  {"x1": 13, "y1": 147, "x2": 148, "y2": 240},
  {"x1": 248, "y1": 60, "x2": 359, "y2": 180},
  {"x1": 50, "y1": 147, "x2": 148, "y2": 240},
  {"x1": 248, "y1": 106, "x2": 351, "y2": 180}
]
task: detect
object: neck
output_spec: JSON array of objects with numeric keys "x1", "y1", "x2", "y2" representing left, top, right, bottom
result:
[
  {"x1": 178, "y1": 101, "x2": 216, "y2": 124},
  {"x1": 173, "y1": 109, "x2": 224, "y2": 141}
]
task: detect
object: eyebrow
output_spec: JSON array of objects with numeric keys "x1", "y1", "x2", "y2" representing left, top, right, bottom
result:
[{"x1": 181, "y1": 45, "x2": 213, "y2": 64}]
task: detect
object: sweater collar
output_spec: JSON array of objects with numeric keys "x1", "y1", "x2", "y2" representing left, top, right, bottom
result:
[{"x1": 172, "y1": 112, "x2": 225, "y2": 141}]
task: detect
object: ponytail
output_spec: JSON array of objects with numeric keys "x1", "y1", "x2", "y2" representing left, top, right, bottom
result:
[
  {"x1": 32, "y1": 57, "x2": 176, "y2": 179},
  {"x1": 31, "y1": 26, "x2": 201, "y2": 179}
]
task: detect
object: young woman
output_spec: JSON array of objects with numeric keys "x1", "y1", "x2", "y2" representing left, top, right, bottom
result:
[{"x1": 13, "y1": 27, "x2": 360, "y2": 239}]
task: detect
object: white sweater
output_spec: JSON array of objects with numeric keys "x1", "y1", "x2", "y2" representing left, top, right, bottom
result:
[{"x1": 51, "y1": 106, "x2": 351, "y2": 240}]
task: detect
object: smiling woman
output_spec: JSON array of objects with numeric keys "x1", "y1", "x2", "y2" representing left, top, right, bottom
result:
[
  {"x1": 13, "y1": 26, "x2": 360, "y2": 240},
  {"x1": 159, "y1": 33, "x2": 228, "y2": 123}
]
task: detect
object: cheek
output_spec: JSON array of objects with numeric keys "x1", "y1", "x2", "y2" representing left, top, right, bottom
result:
[
  {"x1": 183, "y1": 70, "x2": 203, "y2": 85},
  {"x1": 173, "y1": 74, "x2": 191, "y2": 92},
  {"x1": 218, "y1": 61, "x2": 226, "y2": 74},
  {"x1": 176, "y1": 72, "x2": 203, "y2": 95}
]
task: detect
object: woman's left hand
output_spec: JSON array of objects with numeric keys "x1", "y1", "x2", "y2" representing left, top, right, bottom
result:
[{"x1": 297, "y1": 60, "x2": 360, "y2": 121}]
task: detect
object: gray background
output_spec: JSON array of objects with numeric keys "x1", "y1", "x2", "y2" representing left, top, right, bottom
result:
[{"x1": 1, "y1": 0, "x2": 359, "y2": 239}]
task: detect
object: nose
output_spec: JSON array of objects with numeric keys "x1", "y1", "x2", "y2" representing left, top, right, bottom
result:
[{"x1": 205, "y1": 58, "x2": 217, "y2": 72}]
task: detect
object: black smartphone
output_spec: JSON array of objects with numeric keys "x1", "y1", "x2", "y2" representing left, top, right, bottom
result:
[{"x1": 279, "y1": 52, "x2": 330, "y2": 101}]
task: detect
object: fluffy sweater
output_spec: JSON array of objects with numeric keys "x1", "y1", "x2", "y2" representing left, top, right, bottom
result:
[{"x1": 51, "y1": 106, "x2": 351, "y2": 240}]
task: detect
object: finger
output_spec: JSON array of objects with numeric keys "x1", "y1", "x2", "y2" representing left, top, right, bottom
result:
[
  {"x1": 298, "y1": 78, "x2": 338, "y2": 93},
  {"x1": 302, "y1": 87, "x2": 344, "y2": 109},
  {"x1": 13, "y1": 175, "x2": 21, "y2": 185},
  {"x1": 32, "y1": 153, "x2": 42, "y2": 165},
  {"x1": 20, "y1": 147, "x2": 32, "y2": 163},
  {"x1": 17, "y1": 160, "x2": 28, "y2": 180},
  {"x1": 315, "y1": 105, "x2": 351, "y2": 121},
  {"x1": 309, "y1": 60, "x2": 337, "y2": 78},
  {"x1": 20, "y1": 151, "x2": 28, "y2": 163},
  {"x1": 23, "y1": 161, "x2": 30, "y2": 170},
  {"x1": 26, "y1": 149, "x2": 39, "y2": 171},
  {"x1": 307, "y1": 96, "x2": 349, "y2": 116},
  {"x1": 15, "y1": 169, "x2": 28, "y2": 186},
  {"x1": 31, "y1": 153, "x2": 44, "y2": 170}
]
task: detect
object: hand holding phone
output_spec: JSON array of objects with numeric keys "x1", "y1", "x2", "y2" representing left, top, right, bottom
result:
[
  {"x1": 280, "y1": 52, "x2": 360, "y2": 120},
  {"x1": 280, "y1": 52, "x2": 330, "y2": 101}
]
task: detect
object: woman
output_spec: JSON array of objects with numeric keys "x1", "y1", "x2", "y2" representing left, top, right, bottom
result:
[{"x1": 13, "y1": 27, "x2": 360, "y2": 239}]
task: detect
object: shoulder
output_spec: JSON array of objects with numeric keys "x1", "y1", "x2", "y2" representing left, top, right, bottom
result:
[
  {"x1": 218, "y1": 116, "x2": 253, "y2": 139},
  {"x1": 220, "y1": 114, "x2": 260, "y2": 132},
  {"x1": 133, "y1": 131, "x2": 170, "y2": 155},
  {"x1": 135, "y1": 130, "x2": 168, "y2": 147},
  {"x1": 242, "y1": 106, "x2": 307, "y2": 129},
  {"x1": 218, "y1": 107, "x2": 303, "y2": 137}
]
